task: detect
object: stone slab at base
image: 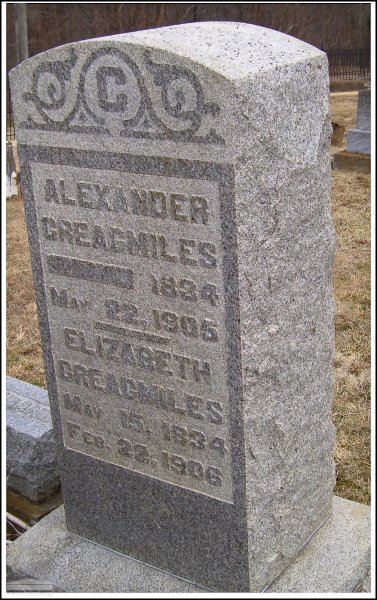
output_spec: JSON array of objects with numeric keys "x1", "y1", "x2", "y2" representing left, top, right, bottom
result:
[
  {"x1": 347, "y1": 129, "x2": 371, "y2": 155},
  {"x1": 6, "y1": 377, "x2": 60, "y2": 502},
  {"x1": 333, "y1": 150, "x2": 371, "y2": 174},
  {"x1": 330, "y1": 79, "x2": 369, "y2": 93},
  {"x1": 7, "y1": 496, "x2": 371, "y2": 593}
]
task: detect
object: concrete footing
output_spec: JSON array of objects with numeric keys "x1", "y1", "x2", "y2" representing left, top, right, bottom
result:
[
  {"x1": 347, "y1": 129, "x2": 371, "y2": 155},
  {"x1": 7, "y1": 496, "x2": 371, "y2": 593},
  {"x1": 333, "y1": 150, "x2": 371, "y2": 173}
]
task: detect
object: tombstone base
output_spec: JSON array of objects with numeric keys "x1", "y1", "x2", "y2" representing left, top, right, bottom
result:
[
  {"x1": 333, "y1": 150, "x2": 371, "y2": 173},
  {"x1": 346, "y1": 129, "x2": 371, "y2": 154},
  {"x1": 329, "y1": 79, "x2": 369, "y2": 93},
  {"x1": 7, "y1": 496, "x2": 370, "y2": 593}
]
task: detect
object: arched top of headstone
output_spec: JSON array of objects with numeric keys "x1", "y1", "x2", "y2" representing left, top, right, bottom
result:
[
  {"x1": 101, "y1": 22, "x2": 324, "y2": 79},
  {"x1": 14, "y1": 22, "x2": 325, "y2": 80},
  {"x1": 10, "y1": 22, "x2": 327, "y2": 147}
]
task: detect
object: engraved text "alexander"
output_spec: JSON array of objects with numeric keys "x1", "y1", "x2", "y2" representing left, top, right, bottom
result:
[{"x1": 44, "y1": 178, "x2": 210, "y2": 224}]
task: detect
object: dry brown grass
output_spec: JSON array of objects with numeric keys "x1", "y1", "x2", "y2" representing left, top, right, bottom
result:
[
  {"x1": 332, "y1": 169, "x2": 370, "y2": 504},
  {"x1": 329, "y1": 91, "x2": 359, "y2": 153},
  {"x1": 330, "y1": 91, "x2": 359, "y2": 129},
  {"x1": 329, "y1": 92, "x2": 371, "y2": 504},
  {"x1": 6, "y1": 92, "x2": 370, "y2": 505},
  {"x1": 7, "y1": 197, "x2": 46, "y2": 387}
]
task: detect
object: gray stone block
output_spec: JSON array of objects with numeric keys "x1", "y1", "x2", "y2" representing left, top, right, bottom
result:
[
  {"x1": 9, "y1": 23, "x2": 336, "y2": 591},
  {"x1": 6, "y1": 377, "x2": 60, "y2": 502},
  {"x1": 6, "y1": 496, "x2": 371, "y2": 593},
  {"x1": 346, "y1": 129, "x2": 371, "y2": 155},
  {"x1": 346, "y1": 88, "x2": 370, "y2": 155},
  {"x1": 355, "y1": 89, "x2": 371, "y2": 131},
  {"x1": 267, "y1": 496, "x2": 371, "y2": 593}
]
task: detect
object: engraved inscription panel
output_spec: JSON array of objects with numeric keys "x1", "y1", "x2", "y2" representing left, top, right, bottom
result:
[{"x1": 30, "y1": 152, "x2": 234, "y2": 502}]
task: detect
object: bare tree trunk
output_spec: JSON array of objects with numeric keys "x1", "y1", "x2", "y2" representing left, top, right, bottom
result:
[{"x1": 14, "y1": 3, "x2": 28, "y2": 64}]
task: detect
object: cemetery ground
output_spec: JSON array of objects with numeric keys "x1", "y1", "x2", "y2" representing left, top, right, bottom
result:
[{"x1": 6, "y1": 91, "x2": 370, "y2": 506}]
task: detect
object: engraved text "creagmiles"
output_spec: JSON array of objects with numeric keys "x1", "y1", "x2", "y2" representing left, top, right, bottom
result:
[{"x1": 41, "y1": 217, "x2": 217, "y2": 268}]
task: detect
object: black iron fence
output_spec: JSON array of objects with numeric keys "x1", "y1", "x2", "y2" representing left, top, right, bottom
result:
[{"x1": 327, "y1": 48, "x2": 370, "y2": 79}]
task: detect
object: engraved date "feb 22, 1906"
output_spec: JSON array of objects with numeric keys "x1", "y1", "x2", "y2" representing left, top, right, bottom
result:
[{"x1": 65, "y1": 419, "x2": 224, "y2": 488}]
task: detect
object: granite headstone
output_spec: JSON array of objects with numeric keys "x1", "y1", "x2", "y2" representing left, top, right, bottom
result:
[
  {"x1": 346, "y1": 89, "x2": 371, "y2": 154},
  {"x1": 9, "y1": 23, "x2": 336, "y2": 592}
]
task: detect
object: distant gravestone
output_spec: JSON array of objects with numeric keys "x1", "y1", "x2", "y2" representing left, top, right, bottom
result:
[
  {"x1": 6, "y1": 377, "x2": 59, "y2": 502},
  {"x1": 6, "y1": 141, "x2": 18, "y2": 198},
  {"x1": 346, "y1": 89, "x2": 371, "y2": 154},
  {"x1": 9, "y1": 23, "x2": 336, "y2": 591}
]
